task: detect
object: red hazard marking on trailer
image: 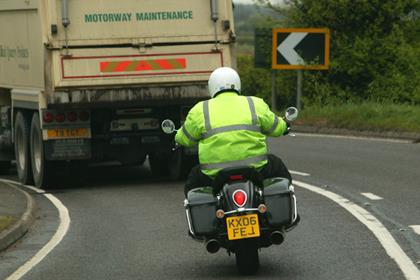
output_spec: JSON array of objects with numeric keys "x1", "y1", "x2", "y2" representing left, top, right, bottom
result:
[
  {"x1": 100, "y1": 58, "x2": 187, "y2": 73},
  {"x1": 114, "y1": 61, "x2": 131, "y2": 72},
  {"x1": 135, "y1": 61, "x2": 152, "y2": 71}
]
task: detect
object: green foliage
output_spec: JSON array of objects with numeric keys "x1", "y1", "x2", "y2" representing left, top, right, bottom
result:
[
  {"x1": 0, "y1": 216, "x2": 15, "y2": 232},
  {"x1": 254, "y1": 28, "x2": 272, "y2": 68},
  {"x1": 254, "y1": 0, "x2": 420, "y2": 106},
  {"x1": 238, "y1": 55, "x2": 271, "y2": 99},
  {"x1": 298, "y1": 102, "x2": 420, "y2": 133},
  {"x1": 281, "y1": 0, "x2": 420, "y2": 105},
  {"x1": 237, "y1": 55, "x2": 296, "y2": 108}
]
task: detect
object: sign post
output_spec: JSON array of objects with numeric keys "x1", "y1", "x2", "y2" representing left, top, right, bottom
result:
[
  {"x1": 272, "y1": 28, "x2": 330, "y2": 109},
  {"x1": 297, "y1": 70, "x2": 303, "y2": 110}
]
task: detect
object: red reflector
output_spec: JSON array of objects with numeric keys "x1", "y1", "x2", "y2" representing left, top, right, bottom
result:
[
  {"x1": 55, "y1": 112, "x2": 65, "y2": 123},
  {"x1": 43, "y1": 112, "x2": 54, "y2": 123},
  {"x1": 79, "y1": 111, "x2": 90, "y2": 121},
  {"x1": 67, "y1": 112, "x2": 77, "y2": 122},
  {"x1": 229, "y1": 175, "x2": 243, "y2": 181},
  {"x1": 232, "y1": 190, "x2": 247, "y2": 208}
]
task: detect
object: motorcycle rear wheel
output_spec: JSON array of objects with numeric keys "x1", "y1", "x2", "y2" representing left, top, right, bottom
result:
[{"x1": 235, "y1": 239, "x2": 260, "y2": 275}]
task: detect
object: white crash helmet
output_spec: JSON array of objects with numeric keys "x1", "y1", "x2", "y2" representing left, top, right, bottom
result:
[{"x1": 208, "y1": 67, "x2": 241, "y2": 98}]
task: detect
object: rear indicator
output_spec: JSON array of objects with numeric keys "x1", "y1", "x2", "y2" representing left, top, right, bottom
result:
[
  {"x1": 55, "y1": 112, "x2": 65, "y2": 123},
  {"x1": 43, "y1": 112, "x2": 54, "y2": 123},
  {"x1": 79, "y1": 111, "x2": 90, "y2": 121},
  {"x1": 215, "y1": 209, "x2": 225, "y2": 219},
  {"x1": 258, "y1": 204, "x2": 267, "y2": 213},
  {"x1": 67, "y1": 112, "x2": 77, "y2": 122},
  {"x1": 232, "y1": 190, "x2": 247, "y2": 208}
]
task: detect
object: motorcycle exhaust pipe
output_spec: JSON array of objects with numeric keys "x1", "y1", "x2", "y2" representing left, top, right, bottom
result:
[
  {"x1": 205, "y1": 239, "x2": 220, "y2": 254},
  {"x1": 270, "y1": 231, "x2": 285, "y2": 245}
]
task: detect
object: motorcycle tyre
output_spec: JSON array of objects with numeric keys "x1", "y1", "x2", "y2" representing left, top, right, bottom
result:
[{"x1": 235, "y1": 239, "x2": 260, "y2": 275}]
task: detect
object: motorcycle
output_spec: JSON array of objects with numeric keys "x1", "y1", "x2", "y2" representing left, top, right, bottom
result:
[{"x1": 161, "y1": 107, "x2": 300, "y2": 275}]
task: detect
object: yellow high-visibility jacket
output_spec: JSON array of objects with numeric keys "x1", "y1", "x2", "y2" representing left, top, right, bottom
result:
[{"x1": 175, "y1": 91, "x2": 287, "y2": 177}]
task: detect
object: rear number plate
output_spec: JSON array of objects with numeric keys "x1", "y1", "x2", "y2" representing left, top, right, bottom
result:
[{"x1": 226, "y1": 214, "x2": 260, "y2": 240}]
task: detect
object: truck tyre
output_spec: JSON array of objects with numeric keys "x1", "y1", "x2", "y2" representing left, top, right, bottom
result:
[
  {"x1": 235, "y1": 239, "x2": 260, "y2": 275},
  {"x1": 14, "y1": 111, "x2": 34, "y2": 185},
  {"x1": 30, "y1": 112, "x2": 54, "y2": 188},
  {"x1": 148, "y1": 152, "x2": 170, "y2": 177},
  {"x1": 169, "y1": 149, "x2": 197, "y2": 181}
]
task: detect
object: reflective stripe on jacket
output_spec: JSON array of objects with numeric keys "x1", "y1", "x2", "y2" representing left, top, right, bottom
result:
[{"x1": 175, "y1": 91, "x2": 287, "y2": 177}]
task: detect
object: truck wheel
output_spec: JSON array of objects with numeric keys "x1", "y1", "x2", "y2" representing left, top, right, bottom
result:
[
  {"x1": 14, "y1": 111, "x2": 34, "y2": 185},
  {"x1": 235, "y1": 240, "x2": 260, "y2": 275},
  {"x1": 169, "y1": 149, "x2": 197, "y2": 181},
  {"x1": 149, "y1": 152, "x2": 169, "y2": 177},
  {"x1": 30, "y1": 113, "x2": 54, "y2": 188}
]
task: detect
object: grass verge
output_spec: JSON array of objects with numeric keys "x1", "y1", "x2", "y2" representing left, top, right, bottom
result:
[
  {"x1": 0, "y1": 216, "x2": 16, "y2": 232},
  {"x1": 296, "y1": 102, "x2": 420, "y2": 133}
]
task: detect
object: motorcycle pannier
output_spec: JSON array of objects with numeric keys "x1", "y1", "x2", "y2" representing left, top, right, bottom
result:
[
  {"x1": 263, "y1": 178, "x2": 296, "y2": 226},
  {"x1": 186, "y1": 187, "x2": 218, "y2": 236}
]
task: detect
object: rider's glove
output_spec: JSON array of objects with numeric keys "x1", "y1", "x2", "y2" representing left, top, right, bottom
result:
[
  {"x1": 172, "y1": 142, "x2": 181, "y2": 151},
  {"x1": 283, "y1": 122, "x2": 291, "y2": 135}
]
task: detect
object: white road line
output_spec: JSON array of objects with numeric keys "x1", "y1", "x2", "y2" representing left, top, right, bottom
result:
[
  {"x1": 0, "y1": 179, "x2": 46, "y2": 193},
  {"x1": 290, "y1": 170, "x2": 311, "y2": 177},
  {"x1": 409, "y1": 225, "x2": 420, "y2": 235},
  {"x1": 361, "y1": 192, "x2": 384, "y2": 200},
  {"x1": 2, "y1": 180, "x2": 71, "y2": 280},
  {"x1": 294, "y1": 180, "x2": 420, "y2": 280}
]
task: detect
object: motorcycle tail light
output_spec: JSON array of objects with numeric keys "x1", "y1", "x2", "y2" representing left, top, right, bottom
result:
[
  {"x1": 232, "y1": 190, "x2": 247, "y2": 208},
  {"x1": 230, "y1": 175, "x2": 243, "y2": 181}
]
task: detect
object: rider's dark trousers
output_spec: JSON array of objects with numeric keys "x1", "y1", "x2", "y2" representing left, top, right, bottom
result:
[{"x1": 184, "y1": 154, "x2": 292, "y2": 196}]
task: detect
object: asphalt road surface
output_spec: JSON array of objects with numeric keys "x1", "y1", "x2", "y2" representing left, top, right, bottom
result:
[{"x1": 1, "y1": 134, "x2": 419, "y2": 280}]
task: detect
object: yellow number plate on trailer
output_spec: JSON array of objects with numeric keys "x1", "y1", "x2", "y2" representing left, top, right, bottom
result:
[
  {"x1": 226, "y1": 214, "x2": 260, "y2": 240},
  {"x1": 47, "y1": 128, "x2": 90, "y2": 139}
]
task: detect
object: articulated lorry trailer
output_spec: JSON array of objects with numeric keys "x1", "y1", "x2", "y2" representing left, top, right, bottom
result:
[{"x1": 0, "y1": 0, "x2": 236, "y2": 187}]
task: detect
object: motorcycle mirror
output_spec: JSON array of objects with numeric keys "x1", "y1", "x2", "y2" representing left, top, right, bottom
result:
[
  {"x1": 161, "y1": 119, "x2": 177, "y2": 134},
  {"x1": 285, "y1": 107, "x2": 299, "y2": 122}
]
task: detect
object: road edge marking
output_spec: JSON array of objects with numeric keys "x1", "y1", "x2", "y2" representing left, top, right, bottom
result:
[
  {"x1": 294, "y1": 180, "x2": 420, "y2": 280},
  {"x1": 5, "y1": 182, "x2": 71, "y2": 280},
  {"x1": 290, "y1": 170, "x2": 311, "y2": 177},
  {"x1": 361, "y1": 192, "x2": 384, "y2": 200},
  {"x1": 409, "y1": 226, "x2": 420, "y2": 235}
]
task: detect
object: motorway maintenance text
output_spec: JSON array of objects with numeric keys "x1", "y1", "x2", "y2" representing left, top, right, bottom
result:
[{"x1": 84, "y1": 11, "x2": 193, "y2": 23}]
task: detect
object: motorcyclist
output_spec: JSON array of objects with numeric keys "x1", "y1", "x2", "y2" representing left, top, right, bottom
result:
[{"x1": 175, "y1": 67, "x2": 292, "y2": 196}]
